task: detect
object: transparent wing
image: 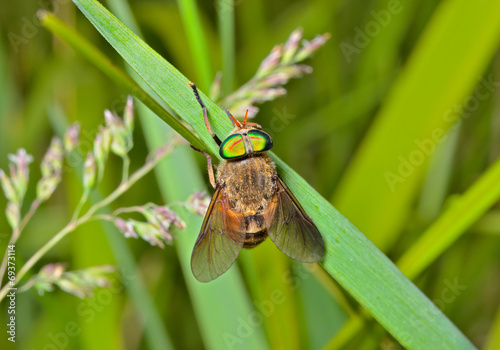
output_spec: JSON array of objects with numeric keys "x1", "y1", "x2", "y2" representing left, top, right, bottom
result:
[
  {"x1": 191, "y1": 185, "x2": 246, "y2": 282},
  {"x1": 265, "y1": 176, "x2": 325, "y2": 262}
]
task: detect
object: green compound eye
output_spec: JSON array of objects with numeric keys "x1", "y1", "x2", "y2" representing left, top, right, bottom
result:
[
  {"x1": 220, "y1": 134, "x2": 246, "y2": 159},
  {"x1": 248, "y1": 130, "x2": 273, "y2": 153}
]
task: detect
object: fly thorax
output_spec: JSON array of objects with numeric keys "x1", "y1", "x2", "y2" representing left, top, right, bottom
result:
[{"x1": 217, "y1": 155, "x2": 277, "y2": 214}]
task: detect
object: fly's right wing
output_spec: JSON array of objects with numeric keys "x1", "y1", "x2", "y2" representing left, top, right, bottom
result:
[
  {"x1": 191, "y1": 185, "x2": 246, "y2": 282},
  {"x1": 265, "y1": 176, "x2": 325, "y2": 263}
]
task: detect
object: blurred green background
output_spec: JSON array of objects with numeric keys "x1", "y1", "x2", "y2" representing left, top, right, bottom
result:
[{"x1": 1, "y1": 0, "x2": 500, "y2": 349}]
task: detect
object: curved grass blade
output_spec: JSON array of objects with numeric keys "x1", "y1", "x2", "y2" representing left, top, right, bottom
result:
[{"x1": 397, "y1": 156, "x2": 500, "y2": 279}]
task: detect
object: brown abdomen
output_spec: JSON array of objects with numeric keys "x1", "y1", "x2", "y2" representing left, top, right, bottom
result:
[{"x1": 243, "y1": 215, "x2": 268, "y2": 249}]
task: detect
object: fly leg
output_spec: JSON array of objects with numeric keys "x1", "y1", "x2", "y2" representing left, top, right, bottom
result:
[
  {"x1": 188, "y1": 82, "x2": 222, "y2": 146},
  {"x1": 221, "y1": 107, "x2": 240, "y2": 128},
  {"x1": 188, "y1": 82, "x2": 219, "y2": 188},
  {"x1": 245, "y1": 122, "x2": 262, "y2": 129},
  {"x1": 190, "y1": 145, "x2": 216, "y2": 189}
]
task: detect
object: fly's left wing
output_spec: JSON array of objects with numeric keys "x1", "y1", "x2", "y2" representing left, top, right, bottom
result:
[
  {"x1": 191, "y1": 185, "x2": 246, "y2": 282},
  {"x1": 265, "y1": 176, "x2": 325, "y2": 263}
]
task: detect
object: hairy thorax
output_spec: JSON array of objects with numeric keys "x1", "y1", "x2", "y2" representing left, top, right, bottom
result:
[{"x1": 217, "y1": 154, "x2": 276, "y2": 215}]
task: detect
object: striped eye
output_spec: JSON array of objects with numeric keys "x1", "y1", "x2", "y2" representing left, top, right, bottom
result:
[
  {"x1": 220, "y1": 134, "x2": 246, "y2": 159},
  {"x1": 248, "y1": 130, "x2": 273, "y2": 153}
]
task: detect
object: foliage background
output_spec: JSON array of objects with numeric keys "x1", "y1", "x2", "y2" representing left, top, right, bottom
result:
[{"x1": 0, "y1": 0, "x2": 500, "y2": 349}]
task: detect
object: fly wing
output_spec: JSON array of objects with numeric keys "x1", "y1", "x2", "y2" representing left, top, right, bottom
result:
[
  {"x1": 265, "y1": 176, "x2": 325, "y2": 263},
  {"x1": 191, "y1": 185, "x2": 246, "y2": 282}
]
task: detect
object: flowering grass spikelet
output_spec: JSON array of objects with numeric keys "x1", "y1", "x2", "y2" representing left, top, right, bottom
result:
[
  {"x1": 256, "y1": 45, "x2": 283, "y2": 78},
  {"x1": 131, "y1": 220, "x2": 169, "y2": 248},
  {"x1": 113, "y1": 218, "x2": 138, "y2": 238},
  {"x1": 7, "y1": 149, "x2": 34, "y2": 202},
  {"x1": 282, "y1": 28, "x2": 302, "y2": 63},
  {"x1": 6, "y1": 202, "x2": 20, "y2": 230},
  {"x1": 294, "y1": 33, "x2": 331, "y2": 62},
  {"x1": 218, "y1": 28, "x2": 330, "y2": 118},
  {"x1": 83, "y1": 152, "x2": 96, "y2": 193},
  {"x1": 187, "y1": 191, "x2": 211, "y2": 216},
  {"x1": 94, "y1": 125, "x2": 111, "y2": 181},
  {"x1": 64, "y1": 122, "x2": 81, "y2": 153},
  {"x1": 104, "y1": 109, "x2": 133, "y2": 157},
  {"x1": 154, "y1": 206, "x2": 186, "y2": 230},
  {"x1": 37, "y1": 138, "x2": 64, "y2": 202},
  {"x1": 30, "y1": 263, "x2": 117, "y2": 298},
  {"x1": 41, "y1": 137, "x2": 63, "y2": 178},
  {"x1": 123, "y1": 95, "x2": 134, "y2": 135},
  {"x1": 0, "y1": 169, "x2": 19, "y2": 204}
]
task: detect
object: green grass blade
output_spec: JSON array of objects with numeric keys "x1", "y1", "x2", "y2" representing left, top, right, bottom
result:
[
  {"x1": 324, "y1": 316, "x2": 363, "y2": 350},
  {"x1": 472, "y1": 211, "x2": 500, "y2": 235},
  {"x1": 417, "y1": 126, "x2": 460, "y2": 222},
  {"x1": 397, "y1": 156, "x2": 500, "y2": 280},
  {"x1": 105, "y1": 0, "x2": 140, "y2": 34},
  {"x1": 333, "y1": 0, "x2": 500, "y2": 250},
  {"x1": 299, "y1": 266, "x2": 347, "y2": 349},
  {"x1": 217, "y1": 0, "x2": 235, "y2": 95},
  {"x1": 132, "y1": 2, "x2": 214, "y2": 77},
  {"x1": 177, "y1": 0, "x2": 213, "y2": 89},
  {"x1": 484, "y1": 305, "x2": 500, "y2": 350},
  {"x1": 70, "y1": 0, "x2": 476, "y2": 347}
]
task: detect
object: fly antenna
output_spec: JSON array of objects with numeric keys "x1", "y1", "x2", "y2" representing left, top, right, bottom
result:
[
  {"x1": 243, "y1": 110, "x2": 248, "y2": 127},
  {"x1": 231, "y1": 114, "x2": 242, "y2": 128}
]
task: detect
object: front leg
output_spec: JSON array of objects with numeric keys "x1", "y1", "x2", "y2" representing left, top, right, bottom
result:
[
  {"x1": 190, "y1": 145, "x2": 217, "y2": 189},
  {"x1": 189, "y1": 82, "x2": 222, "y2": 146}
]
